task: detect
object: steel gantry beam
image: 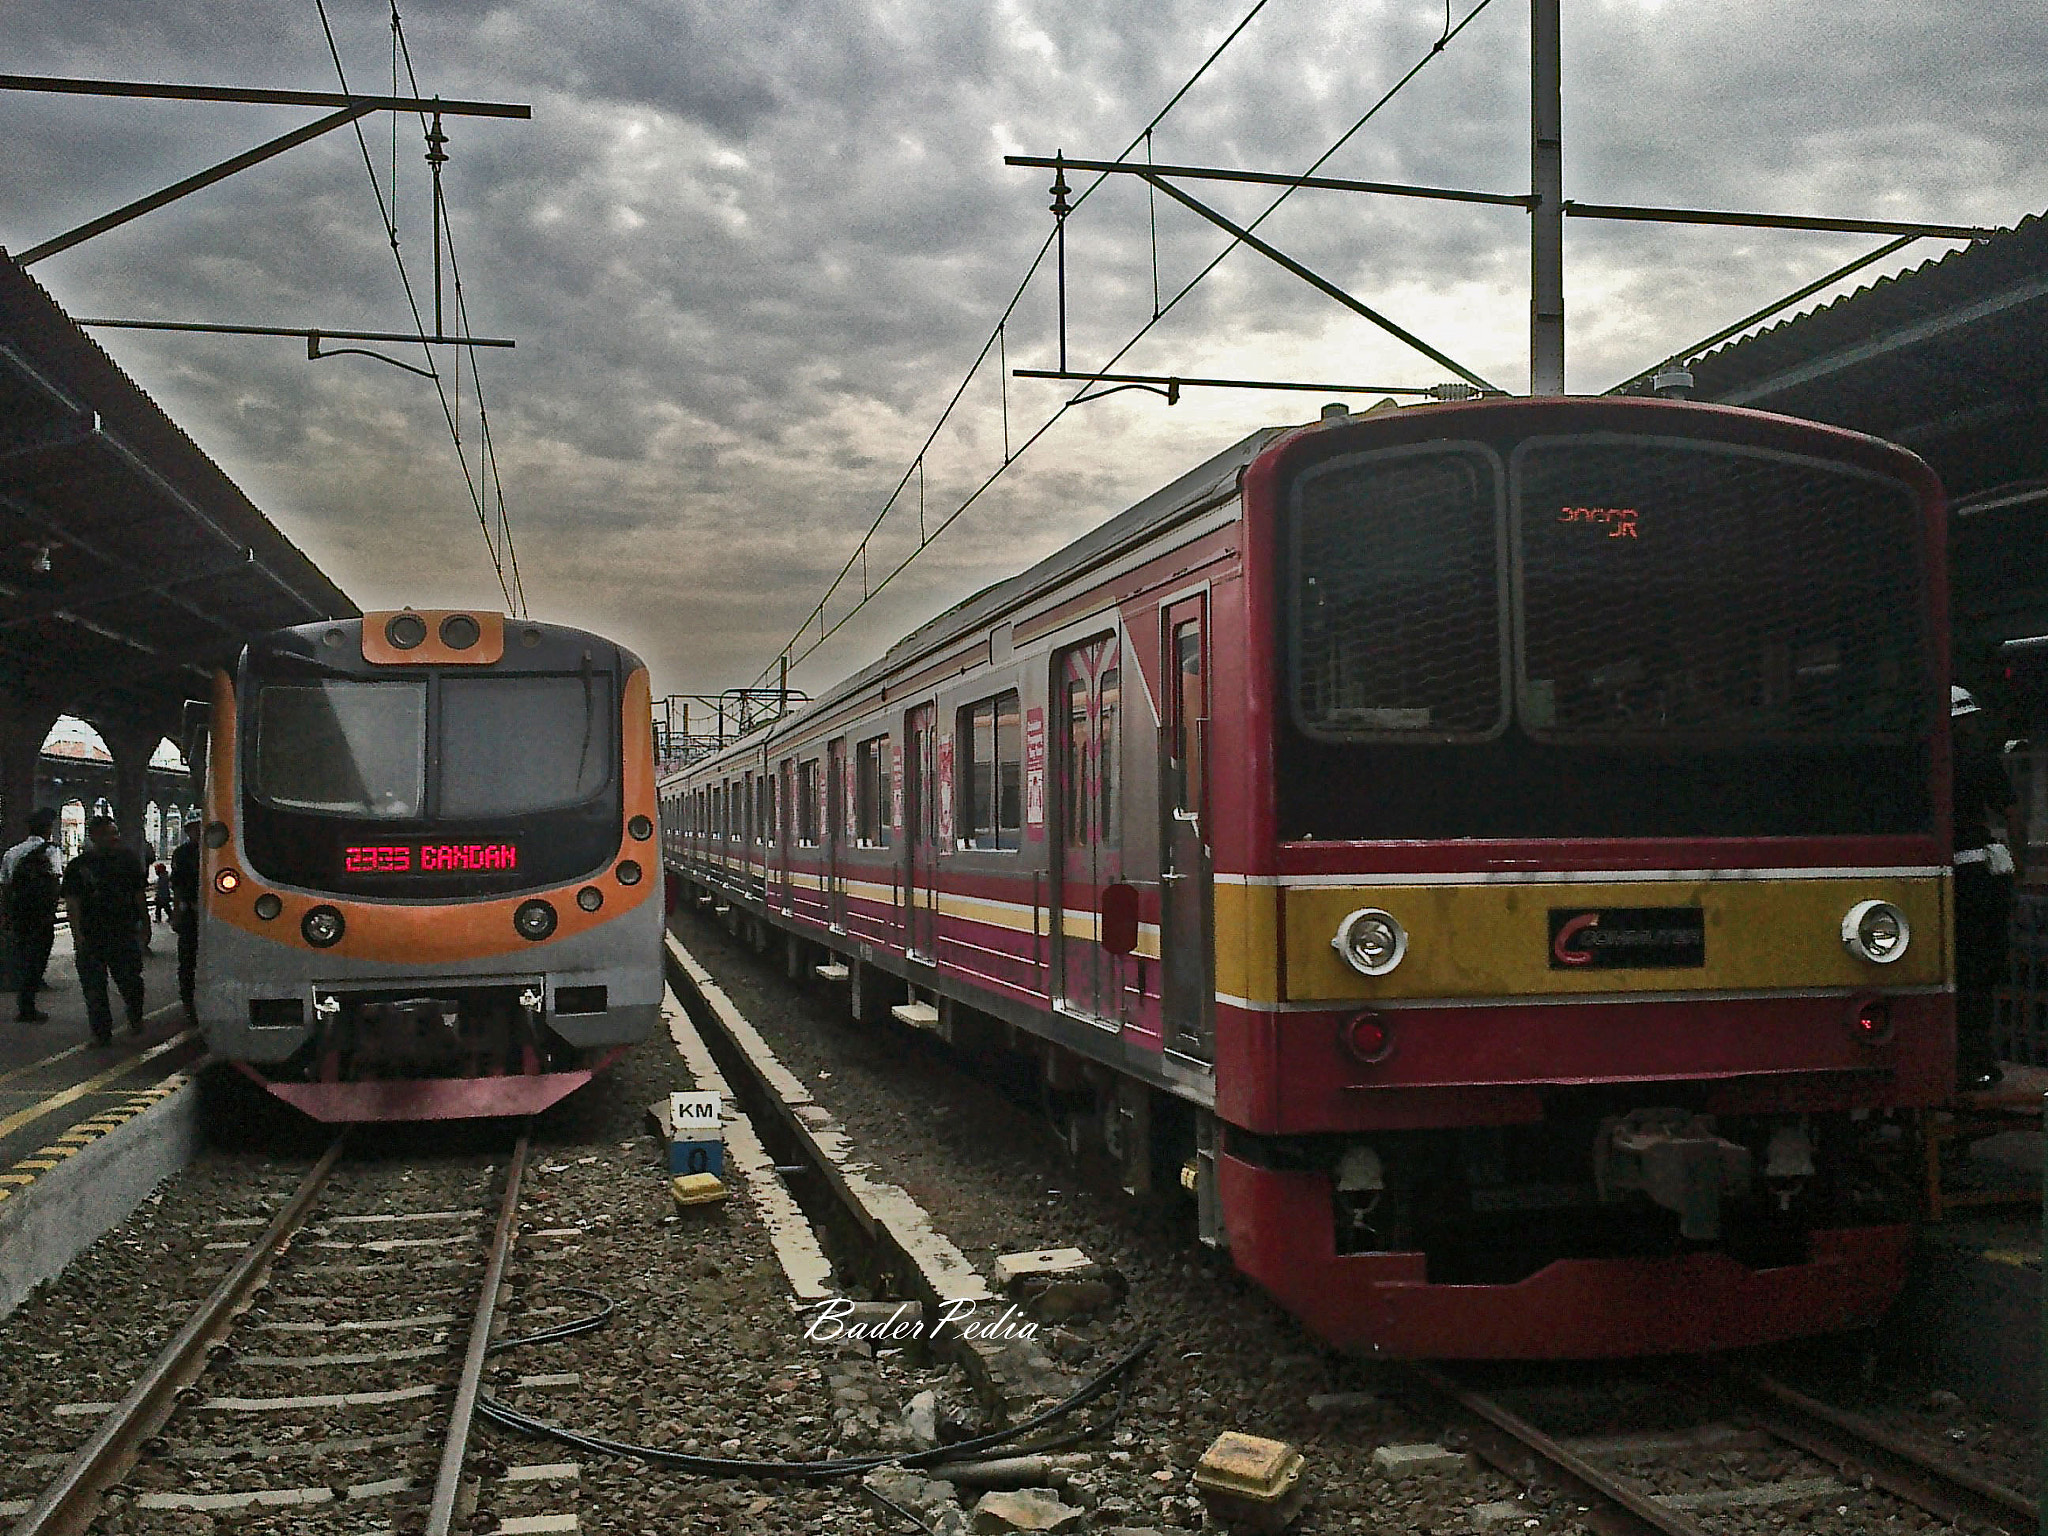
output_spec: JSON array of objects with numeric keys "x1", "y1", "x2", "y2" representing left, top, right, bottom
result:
[{"x1": 0, "y1": 75, "x2": 531, "y2": 267}]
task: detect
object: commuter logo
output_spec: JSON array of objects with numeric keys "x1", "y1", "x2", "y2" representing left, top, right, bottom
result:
[{"x1": 1548, "y1": 907, "x2": 1705, "y2": 969}]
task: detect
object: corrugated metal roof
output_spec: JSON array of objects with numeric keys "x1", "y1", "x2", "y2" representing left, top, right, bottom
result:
[{"x1": 0, "y1": 250, "x2": 357, "y2": 734}]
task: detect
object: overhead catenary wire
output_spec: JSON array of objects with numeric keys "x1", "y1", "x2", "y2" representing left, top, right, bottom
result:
[
  {"x1": 762, "y1": 0, "x2": 1500, "y2": 680},
  {"x1": 755, "y1": 0, "x2": 1283, "y2": 687},
  {"x1": 391, "y1": 6, "x2": 527, "y2": 615},
  {"x1": 312, "y1": 0, "x2": 524, "y2": 615}
]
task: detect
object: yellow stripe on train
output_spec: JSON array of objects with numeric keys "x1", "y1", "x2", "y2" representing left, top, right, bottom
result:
[{"x1": 1214, "y1": 875, "x2": 1948, "y2": 1005}]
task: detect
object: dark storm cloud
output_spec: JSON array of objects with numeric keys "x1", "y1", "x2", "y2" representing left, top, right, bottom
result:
[{"x1": 1, "y1": 0, "x2": 2043, "y2": 697}]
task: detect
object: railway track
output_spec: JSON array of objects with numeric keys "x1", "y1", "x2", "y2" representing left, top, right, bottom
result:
[
  {"x1": 8, "y1": 1129, "x2": 531, "y2": 1536},
  {"x1": 1413, "y1": 1361, "x2": 2037, "y2": 1536}
]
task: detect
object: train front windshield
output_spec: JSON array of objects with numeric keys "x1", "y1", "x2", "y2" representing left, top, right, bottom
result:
[
  {"x1": 243, "y1": 669, "x2": 618, "y2": 894},
  {"x1": 1279, "y1": 434, "x2": 1935, "y2": 842}
]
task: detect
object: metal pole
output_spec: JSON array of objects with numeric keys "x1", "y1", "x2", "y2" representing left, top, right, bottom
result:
[
  {"x1": 1050, "y1": 155, "x2": 1072, "y2": 374},
  {"x1": 1529, "y1": 0, "x2": 1564, "y2": 395},
  {"x1": 426, "y1": 111, "x2": 448, "y2": 339}
]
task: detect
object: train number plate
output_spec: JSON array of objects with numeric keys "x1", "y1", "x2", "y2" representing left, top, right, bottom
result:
[{"x1": 1547, "y1": 906, "x2": 1705, "y2": 969}]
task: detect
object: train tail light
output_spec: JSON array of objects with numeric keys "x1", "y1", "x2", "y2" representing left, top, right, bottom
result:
[
  {"x1": 1851, "y1": 996, "x2": 1892, "y2": 1044},
  {"x1": 1341, "y1": 1010, "x2": 1394, "y2": 1064}
]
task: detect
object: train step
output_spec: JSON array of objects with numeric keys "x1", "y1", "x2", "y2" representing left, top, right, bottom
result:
[
  {"x1": 814, "y1": 962, "x2": 851, "y2": 982},
  {"x1": 891, "y1": 1002, "x2": 941, "y2": 1031}
]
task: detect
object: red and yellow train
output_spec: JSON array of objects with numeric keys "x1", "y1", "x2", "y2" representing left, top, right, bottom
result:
[{"x1": 661, "y1": 395, "x2": 1950, "y2": 1356}]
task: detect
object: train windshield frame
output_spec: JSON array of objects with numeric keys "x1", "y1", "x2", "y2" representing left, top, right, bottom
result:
[
  {"x1": 240, "y1": 654, "x2": 623, "y2": 895},
  {"x1": 1277, "y1": 429, "x2": 1937, "y2": 842}
]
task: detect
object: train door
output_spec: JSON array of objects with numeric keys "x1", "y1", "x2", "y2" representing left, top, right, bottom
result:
[
  {"x1": 1160, "y1": 597, "x2": 1213, "y2": 1060},
  {"x1": 827, "y1": 739, "x2": 847, "y2": 929},
  {"x1": 904, "y1": 705, "x2": 940, "y2": 961},
  {"x1": 1055, "y1": 634, "x2": 1123, "y2": 1022}
]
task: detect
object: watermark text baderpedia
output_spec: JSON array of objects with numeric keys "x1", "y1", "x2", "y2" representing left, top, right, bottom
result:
[{"x1": 801, "y1": 1297, "x2": 1037, "y2": 1342}]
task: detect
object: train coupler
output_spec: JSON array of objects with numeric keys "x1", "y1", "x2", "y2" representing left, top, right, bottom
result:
[{"x1": 1594, "y1": 1108, "x2": 1752, "y2": 1241}]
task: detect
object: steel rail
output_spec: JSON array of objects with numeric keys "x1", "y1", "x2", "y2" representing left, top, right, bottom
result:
[
  {"x1": 424, "y1": 1127, "x2": 532, "y2": 1536},
  {"x1": 1737, "y1": 1369, "x2": 2037, "y2": 1530},
  {"x1": 9, "y1": 1135, "x2": 347, "y2": 1536},
  {"x1": 1406, "y1": 1363, "x2": 1714, "y2": 1536}
]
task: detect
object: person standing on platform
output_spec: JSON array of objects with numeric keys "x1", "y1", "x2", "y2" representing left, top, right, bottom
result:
[
  {"x1": 61, "y1": 815, "x2": 147, "y2": 1045},
  {"x1": 2, "y1": 807, "x2": 64, "y2": 1024},
  {"x1": 1952, "y1": 686, "x2": 2021, "y2": 1092},
  {"x1": 170, "y1": 816, "x2": 201, "y2": 1026}
]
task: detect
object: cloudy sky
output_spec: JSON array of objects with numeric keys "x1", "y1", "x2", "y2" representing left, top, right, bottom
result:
[{"x1": 3, "y1": 0, "x2": 2043, "y2": 704}]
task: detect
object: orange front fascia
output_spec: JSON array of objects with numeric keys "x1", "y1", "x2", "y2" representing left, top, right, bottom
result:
[
  {"x1": 206, "y1": 666, "x2": 661, "y2": 962},
  {"x1": 360, "y1": 609, "x2": 507, "y2": 665}
]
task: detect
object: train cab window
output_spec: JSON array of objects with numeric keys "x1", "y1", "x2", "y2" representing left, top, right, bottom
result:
[
  {"x1": 797, "y1": 759, "x2": 820, "y2": 845},
  {"x1": 856, "y1": 734, "x2": 893, "y2": 848},
  {"x1": 439, "y1": 675, "x2": 614, "y2": 817},
  {"x1": 252, "y1": 680, "x2": 426, "y2": 819},
  {"x1": 1288, "y1": 445, "x2": 1506, "y2": 742}
]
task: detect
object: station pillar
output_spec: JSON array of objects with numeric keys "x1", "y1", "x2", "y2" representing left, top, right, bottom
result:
[
  {"x1": 0, "y1": 690, "x2": 62, "y2": 843},
  {"x1": 94, "y1": 714, "x2": 169, "y2": 862}
]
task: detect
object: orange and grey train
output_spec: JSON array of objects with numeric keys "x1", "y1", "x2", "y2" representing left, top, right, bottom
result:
[{"x1": 195, "y1": 610, "x2": 664, "y2": 1121}]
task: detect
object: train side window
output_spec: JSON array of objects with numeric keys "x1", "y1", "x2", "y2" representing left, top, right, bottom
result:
[
  {"x1": 1065, "y1": 677, "x2": 1090, "y2": 844},
  {"x1": 1172, "y1": 618, "x2": 1206, "y2": 819},
  {"x1": 759, "y1": 769, "x2": 776, "y2": 847},
  {"x1": 856, "y1": 734, "x2": 894, "y2": 848},
  {"x1": 1099, "y1": 668, "x2": 1120, "y2": 847},
  {"x1": 797, "y1": 759, "x2": 819, "y2": 845},
  {"x1": 827, "y1": 741, "x2": 846, "y2": 843},
  {"x1": 958, "y1": 690, "x2": 1022, "y2": 851}
]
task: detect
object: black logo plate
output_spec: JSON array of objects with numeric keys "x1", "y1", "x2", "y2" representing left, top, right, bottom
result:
[{"x1": 1548, "y1": 906, "x2": 1705, "y2": 969}]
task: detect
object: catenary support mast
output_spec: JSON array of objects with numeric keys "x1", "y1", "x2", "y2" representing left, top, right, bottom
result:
[{"x1": 1530, "y1": 0, "x2": 1564, "y2": 394}]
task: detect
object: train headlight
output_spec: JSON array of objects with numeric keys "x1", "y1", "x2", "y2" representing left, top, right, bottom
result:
[
  {"x1": 616, "y1": 859, "x2": 643, "y2": 886},
  {"x1": 1332, "y1": 908, "x2": 1407, "y2": 977},
  {"x1": 439, "y1": 613, "x2": 480, "y2": 649},
  {"x1": 1841, "y1": 900, "x2": 1910, "y2": 964},
  {"x1": 629, "y1": 815, "x2": 653, "y2": 841},
  {"x1": 515, "y1": 899, "x2": 558, "y2": 940},
  {"x1": 301, "y1": 906, "x2": 345, "y2": 948},
  {"x1": 385, "y1": 612, "x2": 427, "y2": 649}
]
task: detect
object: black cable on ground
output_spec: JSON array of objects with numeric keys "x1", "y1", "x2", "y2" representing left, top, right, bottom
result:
[{"x1": 477, "y1": 1291, "x2": 1155, "y2": 1482}]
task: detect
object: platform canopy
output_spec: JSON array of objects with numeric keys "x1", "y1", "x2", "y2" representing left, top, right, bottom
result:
[
  {"x1": 0, "y1": 251, "x2": 355, "y2": 745},
  {"x1": 1614, "y1": 211, "x2": 2048, "y2": 671}
]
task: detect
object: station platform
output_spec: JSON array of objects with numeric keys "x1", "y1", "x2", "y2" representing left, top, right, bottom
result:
[
  {"x1": 1883, "y1": 1063, "x2": 2044, "y2": 1421},
  {"x1": 0, "y1": 920, "x2": 207, "y2": 1317}
]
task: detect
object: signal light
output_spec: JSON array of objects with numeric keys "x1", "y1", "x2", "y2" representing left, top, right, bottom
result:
[
  {"x1": 577, "y1": 886, "x2": 604, "y2": 912},
  {"x1": 616, "y1": 859, "x2": 643, "y2": 886},
  {"x1": 254, "y1": 894, "x2": 282, "y2": 921},
  {"x1": 214, "y1": 868, "x2": 241, "y2": 894},
  {"x1": 1340, "y1": 1010, "x2": 1394, "y2": 1064}
]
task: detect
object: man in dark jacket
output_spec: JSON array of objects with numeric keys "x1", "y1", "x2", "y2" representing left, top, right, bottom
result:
[
  {"x1": 1952, "y1": 686, "x2": 2020, "y2": 1091},
  {"x1": 2, "y1": 807, "x2": 63, "y2": 1023},
  {"x1": 61, "y1": 815, "x2": 148, "y2": 1045},
  {"x1": 169, "y1": 817, "x2": 202, "y2": 1025}
]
